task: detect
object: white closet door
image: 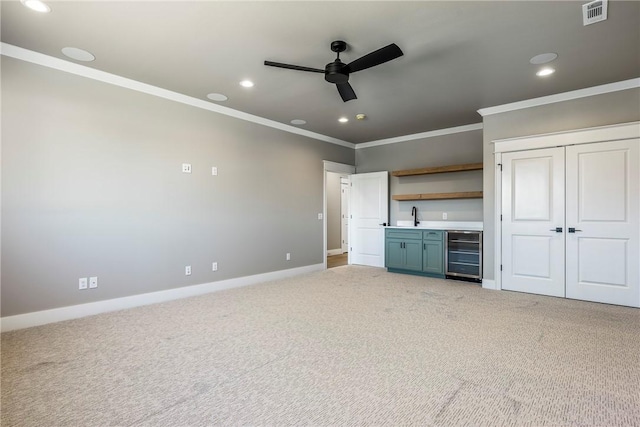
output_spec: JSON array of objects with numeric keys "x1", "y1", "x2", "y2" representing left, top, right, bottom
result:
[
  {"x1": 349, "y1": 171, "x2": 388, "y2": 267},
  {"x1": 501, "y1": 147, "x2": 566, "y2": 297},
  {"x1": 566, "y1": 139, "x2": 640, "y2": 307}
]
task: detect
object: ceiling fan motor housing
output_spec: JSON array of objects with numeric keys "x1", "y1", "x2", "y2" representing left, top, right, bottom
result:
[{"x1": 324, "y1": 60, "x2": 349, "y2": 84}]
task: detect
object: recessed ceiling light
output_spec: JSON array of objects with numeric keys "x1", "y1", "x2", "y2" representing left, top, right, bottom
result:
[
  {"x1": 290, "y1": 119, "x2": 306, "y2": 125},
  {"x1": 239, "y1": 80, "x2": 254, "y2": 88},
  {"x1": 61, "y1": 47, "x2": 95, "y2": 62},
  {"x1": 530, "y1": 53, "x2": 558, "y2": 65},
  {"x1": 338, "y1": 117, "x2": 349, "y2": 123},
  {"x1": 207, "y1": 93, "x2": 228, "y2": 102},
  {"x1": 20, "y1": 0, "x2": 50, "y2": 13},
  {"x1": 536, "y1": 67, "x2": 555, "y2": 77}
]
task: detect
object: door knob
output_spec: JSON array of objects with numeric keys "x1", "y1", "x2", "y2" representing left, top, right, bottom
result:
[
  {"x1": 568, "y1": 227, "x2": 583, "y2": 233},
  {"x1": 549, "y1": 227, "x2": 563, "y2": 232}
]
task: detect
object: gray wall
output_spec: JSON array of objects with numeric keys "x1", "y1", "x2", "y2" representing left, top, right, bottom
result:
[
  {"x1": 356, "y1": 129, "x2": 483, "y2": 225},
  {"x1": 482, "y1": 88, "x2": 640, "y2": 281},
  {"x1": 1, "y1": 57, "x2": 354, "y2": 316},
  {"x1": 326, "y1": 172, "x2": 343, "y2": 251}
]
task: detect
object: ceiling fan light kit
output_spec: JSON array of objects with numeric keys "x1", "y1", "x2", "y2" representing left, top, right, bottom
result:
[{"x1": 264, "y1": 40, "x2": 403, "y2": 102}]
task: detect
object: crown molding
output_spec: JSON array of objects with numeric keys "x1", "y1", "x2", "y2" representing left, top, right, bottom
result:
[
  {"x1": 0, "y1": 43, "x2": 355, "y2": 149},
  {"x1": 355, "y1": 123, "x2": 483, "y2": 149},
  {"x1": 478, "y1": 78, "x2": 640, "y2": 117}
]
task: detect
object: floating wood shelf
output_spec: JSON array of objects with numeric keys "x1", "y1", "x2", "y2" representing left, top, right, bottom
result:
[
  {"x1": 392, "y1": 191, "x2": 483, "y2": 201},
  {"x1": 391, "y1": 162, "x2": 483, "y2": 177}
]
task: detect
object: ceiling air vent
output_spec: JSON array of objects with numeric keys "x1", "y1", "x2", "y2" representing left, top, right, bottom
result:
[{"x1": 582, "y1": 0, "x2": 608, "y2": 26}]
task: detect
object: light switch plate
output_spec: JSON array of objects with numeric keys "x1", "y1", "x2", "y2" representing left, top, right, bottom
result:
[
  {"x1": 212, "y1": 167, "x2": 218, "y2": 176},
  {"x1": 318, "y1": 213, "x2": 323, "y2": 220},
  {"x1": 182, "y1": 163, "x2": 192, "y2": 173},
  {"x1": 79, "y1": 277, "x2": 88, "y2": 290}
]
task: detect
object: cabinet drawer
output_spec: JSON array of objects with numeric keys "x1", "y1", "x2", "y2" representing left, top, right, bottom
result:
[
  {"x1": 386, "y1": 229, "x2": 423, "y2": 240},
  {"x1": 423, "y1": 230, "x2": 443, "y2": 241}
]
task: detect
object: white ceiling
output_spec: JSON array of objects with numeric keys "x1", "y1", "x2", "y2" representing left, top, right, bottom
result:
[{"x1": 2, "y1": 1, "x2": 639, "y2": 144}]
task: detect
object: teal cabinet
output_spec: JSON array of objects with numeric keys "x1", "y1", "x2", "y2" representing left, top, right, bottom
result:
[
  {"x1": 423, "y1": 240, "x2": 444, "y2": 275},
  {"x1": 385, "y1": 229, "x2": 445, "y2": 278},
  {"x1": 385, "y1": 230, "x2": 423, "y2": 272}
]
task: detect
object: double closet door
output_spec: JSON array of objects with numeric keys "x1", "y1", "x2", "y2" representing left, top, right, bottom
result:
[{"x1": 501, "y1": 139, "x2": 639, "y2": 307}]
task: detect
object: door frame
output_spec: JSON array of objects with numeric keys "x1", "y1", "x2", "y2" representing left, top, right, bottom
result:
[
  {"x1": 493, "y1": 121, "x2": 640, "y2": 292},
  {"x1": 323, "y1": 161, "x2": 355, "y2": 270},
  {"x1": 341, "y1": 177, "x2": 350, "y2": 254}
]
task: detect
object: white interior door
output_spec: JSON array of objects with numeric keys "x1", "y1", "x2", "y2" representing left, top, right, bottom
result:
[
  {"x1": 501, "y1": 147, "x2": 566, "y2": 297},
  {"x1": 565, "y1": 139, "x2": 640, "y2": 307},
  {"x1": 349, "y1": 171, "x2": 389, "y2": 267},
  {"x1": 341, "y1": 178, "x2": 349, "y2": 253}
]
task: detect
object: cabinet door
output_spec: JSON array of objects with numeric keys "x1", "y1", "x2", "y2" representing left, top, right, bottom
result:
[
  {"x1": 385, "y1": 239, "x2": 404, "y2": 269},
  {"x1": 423, "y1": 240, "x2": 444, "y2": 274},
  {"x1": 403, "y1": 240, "x2": 423, "y2": 271}
]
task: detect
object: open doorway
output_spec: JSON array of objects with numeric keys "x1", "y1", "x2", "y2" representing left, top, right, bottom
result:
[
  {"x1": 323, "y1": 161, "x2": 355, "y2": 269},
  {"x1": 327, "y1": 172, "x2": 349, "y2": 268}
]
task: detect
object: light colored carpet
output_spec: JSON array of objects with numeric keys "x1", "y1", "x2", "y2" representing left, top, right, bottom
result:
[{"x1": 2, "y1": 266, "x2": 639, "y2": 426}]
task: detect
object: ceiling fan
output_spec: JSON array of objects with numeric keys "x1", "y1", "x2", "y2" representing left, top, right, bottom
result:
[{"x1": 264, "y1": 40, "x2": 403, "y2": 102}]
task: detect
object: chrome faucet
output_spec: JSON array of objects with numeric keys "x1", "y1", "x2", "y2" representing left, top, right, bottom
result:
[{"x1": 412, "y1": 206, "x2": 420, "y2": 227}]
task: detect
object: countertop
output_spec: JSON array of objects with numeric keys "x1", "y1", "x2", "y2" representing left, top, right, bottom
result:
[{"x1": 386, "y1": 220, "x2": 483, "y2": 231}]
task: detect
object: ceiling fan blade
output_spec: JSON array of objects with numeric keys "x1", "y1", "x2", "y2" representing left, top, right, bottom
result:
[
  {"x1": 337, "y1": 82, "x2": 357, "y2": 102},
  {"x1": 345, "y1": 43, "x2": 403, "y2": 73},
  {"x1": 264, "y1": 61, "x2": 324, "y2": 73}
]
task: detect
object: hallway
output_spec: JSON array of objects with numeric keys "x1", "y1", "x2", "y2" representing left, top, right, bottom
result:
[{"x1": 327, "y1": 253, "x2": 348, "y2": 269}]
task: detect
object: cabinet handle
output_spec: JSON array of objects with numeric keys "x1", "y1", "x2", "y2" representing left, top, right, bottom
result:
[
  {"x1": 568, "y1": 227, "x2": 583, "y2": 233},
  {"x1": 549, "y1": 227, "x2": 563, "y2": 232},
  {"x1": 424, "y1": 243, "x2": 426, "y2": 250}
]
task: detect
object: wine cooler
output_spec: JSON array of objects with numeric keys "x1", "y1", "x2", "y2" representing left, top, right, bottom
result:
[{"x1": 445, "y1": 230, "x2": 482, "y2": 282}]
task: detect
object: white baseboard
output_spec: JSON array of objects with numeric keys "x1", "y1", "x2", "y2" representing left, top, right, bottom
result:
[
  {"x1": 327, "y1": 249, "x2": 344, "y2": 256},
  {"x1": 0, "y1": 263, "x2": 324, "y2": 332},
  {"x1": 482, "y1": 279, "x2": 497, "y2": 290}
]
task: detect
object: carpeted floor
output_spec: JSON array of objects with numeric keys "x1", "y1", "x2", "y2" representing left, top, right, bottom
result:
[{"x1": 2, "y1": 266, "x2": 639, "y2": 426}]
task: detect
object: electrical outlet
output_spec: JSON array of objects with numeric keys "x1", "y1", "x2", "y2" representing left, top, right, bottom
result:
[
  {"x1": 89, "y1": 276, "x2": 98, "y2": 289},
  {"x1": 442, "y1": 212, "x2": 448, "y2": 220},
  {"x1": 212, "y1": 167, "x2": 218, "y2": 176},
  {"x1": 79, "y1": 277, "x2": 88, "y2": 290},
  {"x1": 286, "y1": 253, "x2": 291, "y2": 261},
  {"x1": 182, "y1": 163, "x2": 192, "y2": 174},
  {"x1": 317, "y1": 213, "x2": 323, "y2": 220},
  {"x1": 212, "y1": 262, "x2": 218, "y2": 271},
  {"x1": 185, "y1": 265, "x2": 191, "y2": 276}
]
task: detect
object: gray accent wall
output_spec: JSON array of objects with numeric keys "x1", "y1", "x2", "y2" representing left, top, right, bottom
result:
[
  {"x1": 482, "y1": 88, "x2": 640, "y2": 281},
  {"x1": 356, "y1": 130, "x2": 483, "y2": 225},
  {"x1": 1, "y1": 57, "x2": 354, "y2": 316}
]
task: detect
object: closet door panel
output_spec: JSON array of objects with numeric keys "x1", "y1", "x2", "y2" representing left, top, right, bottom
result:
[
  {"x1": 566, "y1": 139, "x2": 640, "y2": 307},
  {"x1": 501, "y1": 147, "x2": 565, "y2": 297}
]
